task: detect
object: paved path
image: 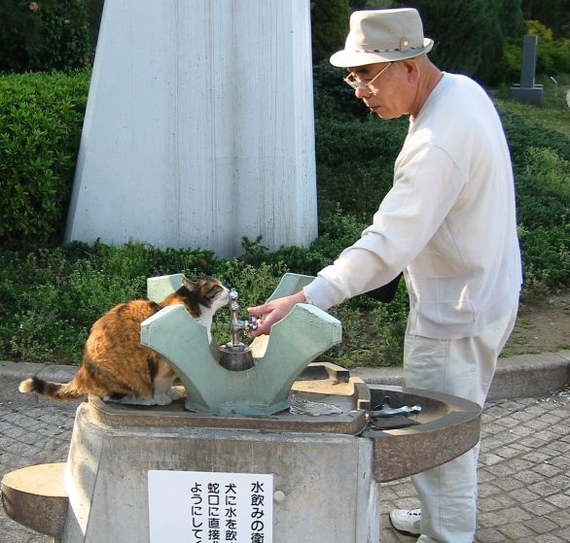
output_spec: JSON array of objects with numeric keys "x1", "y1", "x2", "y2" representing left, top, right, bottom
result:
[
  {"x1": 381, "y1": 391, "x2": 570, "y2": 543},
  {"x1": 1, "y1": 359, "x2": 569, "y2": 543}
]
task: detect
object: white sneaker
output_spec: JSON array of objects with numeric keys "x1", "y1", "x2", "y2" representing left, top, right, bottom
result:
[{"x1": 389, "y1": 508, "x2": 421, "y2": 536}]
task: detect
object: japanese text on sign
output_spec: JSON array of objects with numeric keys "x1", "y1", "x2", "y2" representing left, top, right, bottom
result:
[{"x1": 148, "y1": 470, "x2": 273, "y2": 543}]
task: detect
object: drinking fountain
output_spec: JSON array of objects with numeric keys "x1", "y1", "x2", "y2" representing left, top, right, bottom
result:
[{"x1": 1, "y1": 273, "x2": 481, "y2": 543}]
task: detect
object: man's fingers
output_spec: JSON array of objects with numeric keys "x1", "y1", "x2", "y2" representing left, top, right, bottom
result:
[{"x1": 247, "y1": 304, "x2": 268, "y2": 317}]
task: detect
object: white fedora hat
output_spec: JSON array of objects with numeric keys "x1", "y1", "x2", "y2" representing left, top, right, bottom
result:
[{"x1": 330, "y1": 8, "x2": 434, "y2": 68}]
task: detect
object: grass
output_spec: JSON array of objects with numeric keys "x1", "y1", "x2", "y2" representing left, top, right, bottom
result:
[{"x1": 494, "y1": 73, "x2": 570, "y2": 139}]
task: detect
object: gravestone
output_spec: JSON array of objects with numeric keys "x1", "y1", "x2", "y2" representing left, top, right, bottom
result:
[
  {"x1": 65, "y1": 0, "x2": 317, "y2": 257},
  {"x1": 510, "y1": 35, "x2": 543, "y2": 106}
]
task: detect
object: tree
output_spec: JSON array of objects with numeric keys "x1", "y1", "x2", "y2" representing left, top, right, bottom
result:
[
  {"x1": 522, "y1": 0, "x2": 562, "y2": 36},
  {"x1": 311, "y1": 0, "x2": 351, "y2": 63},
  {"x1": 561, "y1": 0, "x2": 570, "y2": 38},
  {"x1": 402, "y1": 0, "x2": 498, "y2": 77},
  {"x1": 500, "y1": 0, "x2": 525, "y2": 40}
]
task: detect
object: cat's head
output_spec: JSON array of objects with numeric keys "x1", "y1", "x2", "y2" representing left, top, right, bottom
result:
[{"x1": 179, "y1": 277, "x2": 230, "y2": 318}]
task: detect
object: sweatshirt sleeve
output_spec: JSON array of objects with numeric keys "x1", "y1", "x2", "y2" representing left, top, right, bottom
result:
[{"x1": 304, "y1": 142, "x2": 467, "y2": 311}]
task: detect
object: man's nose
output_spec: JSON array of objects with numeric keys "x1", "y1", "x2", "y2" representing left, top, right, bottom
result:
[{"x1": 355, "y1": 86, "x2": 371, "y2": 99}]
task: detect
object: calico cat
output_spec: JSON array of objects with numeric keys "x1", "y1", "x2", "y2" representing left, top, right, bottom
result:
[{"x1": 19, "y1": 277, "x2": 230, "y2": 406}]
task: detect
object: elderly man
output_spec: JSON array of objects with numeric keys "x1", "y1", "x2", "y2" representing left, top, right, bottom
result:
[{"x1": 249, "y1": 8, "x2": 522, "y2": 543}]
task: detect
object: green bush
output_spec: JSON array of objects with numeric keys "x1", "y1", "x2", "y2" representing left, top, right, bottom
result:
[
  {"x1": 536, "y1": 39, "x2": 570, "y2": 74},
  {"x1": 0, "y1": 0, "x2": 92, "y2": 73},
  {"x1": 490, "y1": 42, "x2": 523, "y2": 85},
  {"x1": 313, "y1": 60, "x2": 368, "y2": 121},
  {"x1": 0, "y1": 70, "x2": 90, "y2": 242},
  {"x1": 315, "y1": 116, "x2": 408, "y2": 220},
  {"x1": 515, "y1": 148, "x2": 570, "y2": 292}
]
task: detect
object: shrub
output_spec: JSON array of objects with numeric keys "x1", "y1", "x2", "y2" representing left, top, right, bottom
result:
[
  {"x1": 0, "y1": 70, "x2": 90, "y2": 243},
  {"x1": 315, "y1": 116, "x2": 408, "y2": 220},
  {"x1": 0, "y1": 0, "x2": 93, "y2": 73},
  {"x1": 490, "y1": 42, "x2": 523, "y2": 85},
  {"x1": 313, "y1": 60, "x2": 368, "y2": 121},
  {"x1": 536, "y1": 39, "x2": 570, "y2": 75},
  {"x1": 499, "y1": 108, "x2": 570, "y2": 170},
  {"x1": 516, "y1": 148, "x2": 570, "y2": 291}
]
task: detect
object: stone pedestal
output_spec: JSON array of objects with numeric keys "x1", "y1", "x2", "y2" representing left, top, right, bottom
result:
[
  {"x1": 66, "y1": 0, "x2": 317, "y2": 257},
  {"x1": 60, "y1": 400, "x2": 380, "y2": 543}
]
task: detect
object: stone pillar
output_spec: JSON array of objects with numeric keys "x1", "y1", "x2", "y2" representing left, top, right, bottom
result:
[{"x1": 66, "y1": 0, "x2": 317, "y2": 257}]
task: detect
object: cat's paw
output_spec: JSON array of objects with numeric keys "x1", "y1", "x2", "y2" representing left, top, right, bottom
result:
[
  {"x1": 167, "y1": 388, "x2": 181, "y2": 401},
  {"x1": 153, "y1": 393, "x2": 173, "y2": 406}
]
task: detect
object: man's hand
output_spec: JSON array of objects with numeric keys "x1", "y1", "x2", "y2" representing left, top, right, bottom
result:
[{"x1": 247, "y1": 290, "x2": 306, "y2": 337}]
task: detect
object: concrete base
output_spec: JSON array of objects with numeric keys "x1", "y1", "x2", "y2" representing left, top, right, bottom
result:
[
  {"x1": 61, "y1": 401, "x2": 380, "y2": 543},
  {"x1": 510, "y1": 84, "x2": 543, "y2": 105},
  {"x1": 1, "y1": 462, "x2": 68, "y2": 537}
]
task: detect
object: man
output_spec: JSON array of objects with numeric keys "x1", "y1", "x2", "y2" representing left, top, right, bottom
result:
[{"x1": 248, "y1": 8, "x2": 522, "y2": 543}]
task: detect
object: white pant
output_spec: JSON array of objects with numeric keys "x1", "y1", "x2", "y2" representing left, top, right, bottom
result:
[{"x1": 403, "y1": 306, "x2": 518, "y2": 543}]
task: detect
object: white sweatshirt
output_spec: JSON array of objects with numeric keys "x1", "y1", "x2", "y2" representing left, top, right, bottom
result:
[{"x1": 304, "y1": 73, "x2": 523, "y2": 339}]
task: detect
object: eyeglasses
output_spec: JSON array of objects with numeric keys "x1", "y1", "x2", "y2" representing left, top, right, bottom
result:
[{"x1": 343, "y1": 62, "x2": 394, "y2": 94}]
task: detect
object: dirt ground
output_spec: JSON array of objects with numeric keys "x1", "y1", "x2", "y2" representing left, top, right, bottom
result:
[{"x1": 502, "y1": 289, "x2": 570, "y2": 357}]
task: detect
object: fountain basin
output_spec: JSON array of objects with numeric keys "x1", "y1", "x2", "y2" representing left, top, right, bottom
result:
[{"x1": 365, "y1": 385, "x2": 481, "y2": 482}]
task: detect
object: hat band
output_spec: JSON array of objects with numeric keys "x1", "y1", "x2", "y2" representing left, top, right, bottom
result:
[{"x1": 353, "y1": 44, "x2": 424, "y2": 54}]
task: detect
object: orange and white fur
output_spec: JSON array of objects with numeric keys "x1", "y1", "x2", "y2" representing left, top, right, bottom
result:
[{"x1": 19, "y1": 277, "x2": 230, "y2": 406}]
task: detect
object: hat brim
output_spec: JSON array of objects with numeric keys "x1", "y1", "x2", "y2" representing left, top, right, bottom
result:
[{"x1": 330, "y1": 38, "x2": 434, "y2": 68}]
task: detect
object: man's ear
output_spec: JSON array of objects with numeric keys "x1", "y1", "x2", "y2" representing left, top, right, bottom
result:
[{"x1": 401, "y1": 59, "x2": 420, "y2": 82}]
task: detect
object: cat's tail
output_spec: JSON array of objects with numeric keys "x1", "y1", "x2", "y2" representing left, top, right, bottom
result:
[{"x1": 19, "y1": 376, "x2": 86, "y2": 400}]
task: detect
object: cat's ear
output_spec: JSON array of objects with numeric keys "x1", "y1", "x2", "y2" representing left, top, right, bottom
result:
[{"x1": 181, "y1": 277, "x2": 198, "y2": 292}]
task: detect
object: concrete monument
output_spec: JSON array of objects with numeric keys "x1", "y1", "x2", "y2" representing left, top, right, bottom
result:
[{"x1": 66, "y1": 0, "x2": 317, "y2": 257}]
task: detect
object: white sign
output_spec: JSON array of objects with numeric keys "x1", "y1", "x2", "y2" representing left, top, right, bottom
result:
[{"x1": 148, "y1": 470, "x2": 274, "y2": 543}]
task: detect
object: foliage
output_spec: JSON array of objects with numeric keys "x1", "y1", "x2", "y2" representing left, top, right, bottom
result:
[
  {"x1": 498, "y1": 104, "x2": 570, "y2": 170},
  {"x1": 315, "y1": 116, "x2": 407, "y2": 221},
  {"x1": 85, "y1": 0, "x2": 104, "y2": 49},
  {"x1": 0, "y1": 70, "x2": 90, "y2": 242},
  {"x1": 499, "y1": 0, "x2": 526, "y2": 40},
  {"x1": 527, "y1": 20, "x2": 554, "y2": 41},
  {"x1": 313, "y1": 60, "x2": 369, "y2": 121},
  {"x1": 536, "y1": 38, "x2": 570, "y2": 75},
  {"x1": 490, "y1": 42, "x2": 523, "y2": 86},
  {"x1": 494, "y1": 74, "x2": 570, "y2": 138},
  {"x1": 0, "y1": 0, "x2": 92, "y2": 73},
  {"x1": 522, "y1": 0, "x2": 567, "y2": 38},
  {"x1": 492, "y1": 18, "x2": 570, "y2": 84},
  {"x1": 310, "y1": 0, "x2": 351, "y2": 63},
  {"x1": 0, "y1": 242, "x2": 218, "y2": 363},
  {"x1": 404, "y1": 0, "x2": 511, "y2": 81},
  {"x1": 507, "y1": 145, "x2": 570, "y2": 293}
]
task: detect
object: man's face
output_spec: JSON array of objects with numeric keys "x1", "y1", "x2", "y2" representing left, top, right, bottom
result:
[{"x1": 348, "y1": 61, "x2": 415, "y2": 119}]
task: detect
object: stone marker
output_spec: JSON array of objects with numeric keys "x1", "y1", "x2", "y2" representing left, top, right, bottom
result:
[{"x1": 511, "y1": 35, "x2": 543, "y2": 105}]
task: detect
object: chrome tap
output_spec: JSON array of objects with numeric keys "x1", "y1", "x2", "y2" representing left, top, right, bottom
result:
[
  {"x1": 218, "y1": 288, "x2": 257, "y2": 371},
  {"x1": 229, "y1": 288, "x2": 258, "y2": 346}
]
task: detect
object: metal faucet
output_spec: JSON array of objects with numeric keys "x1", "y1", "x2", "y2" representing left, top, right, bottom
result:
[
  {"x1": 218, "y1": 288, "x2": 257, "y2": 371},
  {"x1": 229, "y1": 288, "x2": 258, "y2": 346}
]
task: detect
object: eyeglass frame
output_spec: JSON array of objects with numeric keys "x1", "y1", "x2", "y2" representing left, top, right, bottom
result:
[{"x1": 343, "y1": 62, "x2": 394, "y2": 94}]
